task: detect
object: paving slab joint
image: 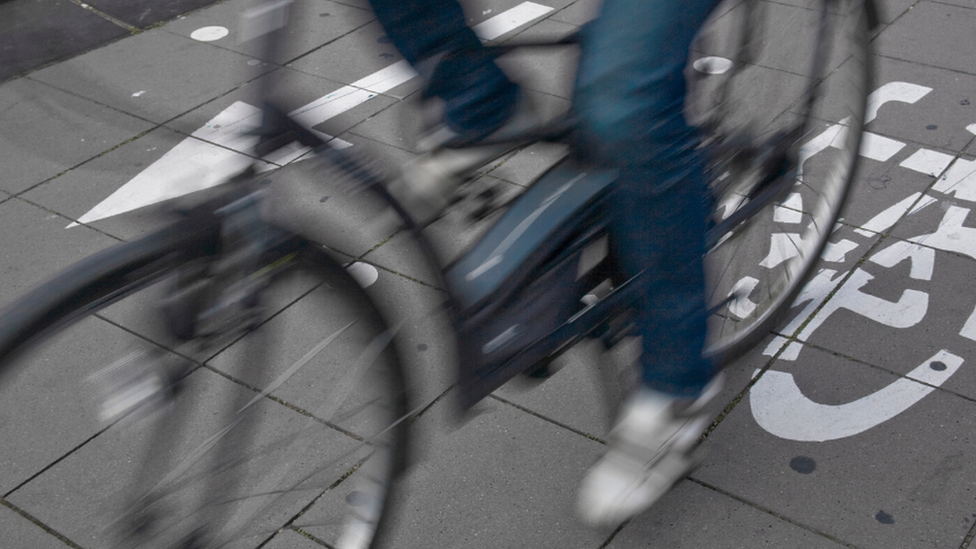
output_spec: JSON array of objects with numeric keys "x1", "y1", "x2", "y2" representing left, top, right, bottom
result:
[
  {"x1": 685, "y1": 478, "x2": 866, "y2": 549},
  {"x1": 67, "y1": 0, "x2": 140, "y2": 33},
  {"x1": 0, "y1": 497, "x2": 84, "y2": 549}
]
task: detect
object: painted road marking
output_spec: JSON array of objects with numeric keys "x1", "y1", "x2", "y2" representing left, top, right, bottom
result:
[
  {"x1": 190, "y1": 26, "x2": 230, "y2": 42},
  {"x1": 69, "y1": 2, "x2": 554, "y2": 228},
  {"x1": 750, "y1": 350, "x2": 963, "y2": 442},
  {"x1": 765, "y1": 266, "x2": 929, "y2": 361},
  {"x1": 864, "y1": 82, "x2": 932, "y2": 124},
  {"x1": 475, "y1": 1, "x2": 552, "y2": 41},
  {"x1": 909, "y1": 205, "x2": 976, "y2": 261},
  {"x1": 814, "y1": 82, "x2": 933, "y2": 171},
  {"x1": 900, "y1": 148, "x2": 954, "y2": 177},
  {"x1": 821, "y1": 238, "x2": 859, "y2": 263},
  {"x1": 853, "y1": 192, "x2": 937, "y2": 236},
  {"x1": 749, "y1": 81, "x2": 976, "y2": 442},
  {"x1": 858, "y1": 132, "x2": 905, "y2": 162},
  {"x1": 869, "y1": 240, "x2": 935, "y2": 281},
  {"x1": 960, "y1": 304, "x2": 976, "y2": 342},
  {"x1": 930, "y1": 157, "x2": 976, "y2": 201}
]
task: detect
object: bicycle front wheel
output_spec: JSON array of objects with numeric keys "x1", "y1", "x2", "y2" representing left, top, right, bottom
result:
[
  {"x1": 688, "y1": 0, "x2": 872, "y2": 362},
  {"x1": 0, "y1": 223, "x2": 408, "y2": 549}
]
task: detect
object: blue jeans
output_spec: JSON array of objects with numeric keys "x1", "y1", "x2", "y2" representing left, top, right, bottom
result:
[
  {"x1": 368, "y1": 0, "x2": 518, "y2": 140},
  {"x1": 576, "y1": 0, "x2": 719, "y2": 397},
  {"x1": 370, "y1": 0, "x2": 719, "y2": 397}
]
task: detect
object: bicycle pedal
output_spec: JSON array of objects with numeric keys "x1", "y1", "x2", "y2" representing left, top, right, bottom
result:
[
  {"x1": 467, "y1": 187, "x2": 506, "y2": 222},
  {"x1": 523, "y1": 361, "x2": 552, "y2": 379},
  {"x1": 89, "y1": 350, "x2": 175, "y2": 426}
]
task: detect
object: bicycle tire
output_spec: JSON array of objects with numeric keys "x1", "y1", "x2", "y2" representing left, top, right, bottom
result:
[
  {"x1": 687, "y1": 0, "x2": 872, "y2": 362},
  {"x1": 0, "y1": 221, "x2": 408, "y2": 549}
]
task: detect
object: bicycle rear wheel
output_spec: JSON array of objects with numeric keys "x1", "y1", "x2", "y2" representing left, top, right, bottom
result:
[
  {"x1": 687, "y1": 0, "x2": 871, "y2": 362},
  {"x1": 0, "y1": 222, "x2": 408, "y2": 549}
]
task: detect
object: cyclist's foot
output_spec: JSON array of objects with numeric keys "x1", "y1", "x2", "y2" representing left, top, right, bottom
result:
[
  {"x1": 576, "y1": 375, "x2": 723, "y2": 527},
  {"x1": 386, "y1": 93, "x2": 540, "y2": 226}
]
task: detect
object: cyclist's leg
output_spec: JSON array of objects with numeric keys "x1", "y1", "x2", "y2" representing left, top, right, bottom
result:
[
  {"x1": 573, "y1": 0, "x2": 720, "y2": 526},
  {"x1": 574, "y1": 0, "x2": 719, "y2": 397},
  {"x1": 368, "y1": 0, "x2": 517, "y2": 141},
  {"x1": 607, "y1": 173, "x2": 715, "y2": 396}
]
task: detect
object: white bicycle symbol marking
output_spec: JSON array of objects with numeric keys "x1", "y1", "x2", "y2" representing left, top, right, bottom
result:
[{"x1": 751, "y1": 81, "x2": 976, "y2": 441}]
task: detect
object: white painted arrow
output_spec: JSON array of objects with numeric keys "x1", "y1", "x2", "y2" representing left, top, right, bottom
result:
[
  {"x1": 751, "y1": 350, "x2": 962, "y2": 442},
  {"x1": 69, "y1": 2, "x2": 554, "y2": 228}
]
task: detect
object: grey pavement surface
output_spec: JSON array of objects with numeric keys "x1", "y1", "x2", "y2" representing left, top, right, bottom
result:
[{"x1": 3, "y1": 0, "x2": 976, "y2": 547}]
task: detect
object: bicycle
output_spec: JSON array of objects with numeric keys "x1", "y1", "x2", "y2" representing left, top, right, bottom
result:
[{"x1": 0, "y1": 0, "x2": 874, "y2": 547}]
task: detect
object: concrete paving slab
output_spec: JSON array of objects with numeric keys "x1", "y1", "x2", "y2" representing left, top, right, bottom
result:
[
  {"x1": 490, "y1": 327, "x2": 784, "y2": 447},
  {"x1": 0, "y1": 198, "x2": 118, "y2": 306},
  {"x1": 0, "y1": 503, "x2": 67, "y2": 549},
  {"x1": 834, "y1": 224, "x2": 976, "y2": 403},
  {"x1": 689, "y1": 19, "x2": 822, "y2": 135},
  {"x1": 256, "y1": 154, "x2": 400, "y2": 257},
  {"x1": 163, "y1": 65, "x2": 398, "y2": 150},
  {"x1": 759, "y1": 229, "x2": 945, "y2": 366},
  {"x1": 87, "y1": 0, "x2": 219, "y2": 29},
  {"x1": 206, "y1": 268, "x2": 456, "y2": 419},
  {"x1": 8, "y1": 365, "x2": 367, "y2": 549},
  {"x1": 486, "y1": 140, "x2": 569, "y2": 186},
  {"x1": 162, "y1": 0, "x2": 375, "y2": 64},
  {"x1": 498, "y1": 18, "x2": 579, "y2": 99},
  {"x1": 334, "y1": 130, "x2": 419, "y2": 177},
  {"x1": 260, "y1": 528, "x2": 328, "y2": 549},
  {"x1": 287, "y1": 0, "x2": 578, "y2": 101},
  {"x1": 871, "y1": 0, "x2": 920, "y2": 24},
  {"x1": 462, "y1": 0, "x2": 578, "y2": 28},
  {"x1": 96, "y1": 252, "x2": 327, "y2": 359},
  {"x1": 361, "y1": 173, "x2": 527, "y2": 287},
  {"x1": 731, "y1": 227, "x2": 888, "y2": 380},
  {"x1": 932, "y1": 0, "x2": 976, "y2": 8},
  {"x1": 30, "y1": 28, "x2": 272, "y2": 124},
  {"x1": 358, "y1": 226, "x2": 443, "y2": 289},
  {"x1": 301, "y1": 394, "x2": 609, "y2": 549},
  {"x1": 346, "y1": 85, "x2": 570, "y2": 158},
  {"x1": 332, "y1": 0, "x2": 370, "y2": 11},
  {"x1": 0, "y1": 0, "x2": 129, "y2": 81},
  {"x1": 0, "y1": 77, "x2": 154, "y2": 195},
  {"x1": 874, "y1": 1, "x2": 976, "y2": 76},
  {"x1": 6, "y1": 1, "x2": 976, "y2": 548},
  {"x1": 889, "y1": 179, "x2": 976, "y2": 243},
  {"x1": 0, "y1": 316, "x2": 163, "y2": 493},
  {"x1": 348, "y1": 266, "x2": 457, "y2": 406},
  {"x1": 493, "y1": 338, "x2": 627, "y2": 441},
  {"x1": 608, "y1": 480, "x2": 850, "y2": 549},
  {"x1": 335, "y1": 87, "x2": 424, "y2": 152},
  {"x1": 287, "y1": 19, "x2": 418, "y2": 99},
  {"x1": 695, "y1": 343, "x2": 976, "y2": 549},
  {"x1": 839, "y1": 140, "x2": 948, "y2": 235},
  {"x1": 549, "y1": 0, "x2": 601, "y2": 26}
]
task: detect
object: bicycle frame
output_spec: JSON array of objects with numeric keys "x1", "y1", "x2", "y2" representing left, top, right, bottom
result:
[
  {"x1": 231, "y1": 0, "x2": 648, "y2": 413},
  {"x1": 236, "y1": 0, "x2": 880, "y2": 413},
  {"x1": 248, "y1": 96, "x2": 640, "y2": 411}
]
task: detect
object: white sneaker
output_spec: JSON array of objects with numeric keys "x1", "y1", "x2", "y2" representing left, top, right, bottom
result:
[
  {"x1": 577, "y1": 376, "x2": 723, "y2": 527},
  {"x1": 385, "y1": 94, "x2": 540, "y2": 226}
]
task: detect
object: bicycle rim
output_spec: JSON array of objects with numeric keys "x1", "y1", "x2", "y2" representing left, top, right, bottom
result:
[
  {"x1": 0, "y1": 229, "x2": 407, "y2": 549},
  {"x1": 688, "y1": 0, "x2": 871, "y2": 362}
]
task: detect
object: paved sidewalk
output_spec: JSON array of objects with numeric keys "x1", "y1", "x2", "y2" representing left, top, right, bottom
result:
[{"x1": 3, "y1": 0, "x2": 976, "y2": 547}]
